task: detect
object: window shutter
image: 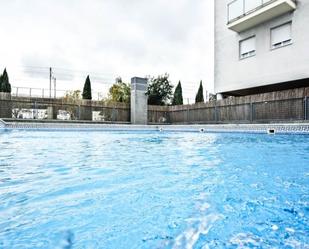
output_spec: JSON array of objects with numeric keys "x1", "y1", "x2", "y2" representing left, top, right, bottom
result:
[
  {"x1": 271, "y1": 23, "x2": 291, "y2": 46},
  {"x1": 240, "y1": 36, "x2": 255, "y2": 55}
]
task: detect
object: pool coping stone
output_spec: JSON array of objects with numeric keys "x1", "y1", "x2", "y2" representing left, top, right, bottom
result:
[{"x1": 1, "y1": 119, "x2": 309, "y2": 134}]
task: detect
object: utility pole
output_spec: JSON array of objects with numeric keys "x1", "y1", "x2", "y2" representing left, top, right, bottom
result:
[
  {"x1": 49, "y1": 67, "x2": 52, "y2": 98},
  {"x1": 53, "y1": 77, "x2": 56, "y2": 98}
]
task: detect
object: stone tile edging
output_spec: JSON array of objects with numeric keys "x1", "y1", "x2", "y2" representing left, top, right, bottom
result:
[{"x1": 0, "y1": 119, "x2": 309, "y2": 134}]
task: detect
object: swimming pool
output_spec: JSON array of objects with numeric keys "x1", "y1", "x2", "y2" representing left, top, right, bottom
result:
[{"x1": 0, "y1": 130, "x2": 308, "y2": 248}]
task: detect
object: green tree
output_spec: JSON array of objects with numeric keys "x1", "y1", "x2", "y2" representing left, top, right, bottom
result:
[
  {"x1": 62, "y1": 90, "x2": 81, "y2": 120},
  {"x1": 146, "y1": 73, "x2": 173, "y2": 105},
  {"x1": 0, "y1": 68, "x2": 11, "y2": 93},
  {"x1": 63, "y1": 90, "x2": 81, "y2": 103},
  {"x1": 82, "y1": 75, "x2": 92, "y2": 100},
  {"x1": 195, "y1": 80, "x2": 204, "y2": 103},
  {"x1": 107, "y1": 77, "x2": 131, "y2": 103},
  {"x1": 172, "y1": 81, "x2": 183, "y2": 105}
]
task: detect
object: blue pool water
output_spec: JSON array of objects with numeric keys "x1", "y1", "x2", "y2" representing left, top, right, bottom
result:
[{"x1": 0, "y1": 130, "x2": 308, "y2": 249}]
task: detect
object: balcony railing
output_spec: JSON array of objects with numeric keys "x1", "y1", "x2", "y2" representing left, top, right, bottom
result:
[{"x1": 227, "y1": 0, "x2": 294, "y2": 23}]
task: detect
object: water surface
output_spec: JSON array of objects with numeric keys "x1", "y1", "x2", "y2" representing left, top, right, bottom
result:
[{"x1": 0, "y1": 130, "x2": 308, "y2": 248}]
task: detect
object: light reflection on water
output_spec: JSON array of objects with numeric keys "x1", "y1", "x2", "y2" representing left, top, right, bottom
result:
[{"x1": 0, "y1": 130, "x2": 308, "y2": 249}]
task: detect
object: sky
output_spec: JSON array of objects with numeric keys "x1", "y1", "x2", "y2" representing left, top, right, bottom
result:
[{"x1": 0, "y1": 0, "x2": 214, "y2": 102}]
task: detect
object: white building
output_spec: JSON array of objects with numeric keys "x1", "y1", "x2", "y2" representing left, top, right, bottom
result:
[{"x1": 215, "y1": 0, "x2": 309, "y2": 97}]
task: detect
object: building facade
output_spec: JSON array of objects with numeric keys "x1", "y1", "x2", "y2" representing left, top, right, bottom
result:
[{"x1": 215, "y1": 0, "x2": 309, "y2": 96}]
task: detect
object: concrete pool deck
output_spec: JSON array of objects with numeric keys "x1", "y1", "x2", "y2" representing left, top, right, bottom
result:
[{"x1": 1, "y1": 119, "x2": 309, "y2": 134}]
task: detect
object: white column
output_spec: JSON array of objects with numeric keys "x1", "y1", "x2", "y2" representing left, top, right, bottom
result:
[{"x1": 131, "y1": 77, "x2": 148, "y2": 125}]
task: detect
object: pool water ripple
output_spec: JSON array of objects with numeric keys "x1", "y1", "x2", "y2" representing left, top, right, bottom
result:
[{"x1": 0, "y1": 131, "x2": 308, "y2": 248}]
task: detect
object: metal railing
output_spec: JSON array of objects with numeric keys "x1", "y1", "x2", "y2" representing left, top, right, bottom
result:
[
  {"x1": 11, "y1": 87, "x2": 67, "y2": 99},
  {"x1": 11, "y1": 86, "x2": 107, "y2": 101},
  {"x1": 227, "y1": 0, "x2": 292, "y2": 23}
]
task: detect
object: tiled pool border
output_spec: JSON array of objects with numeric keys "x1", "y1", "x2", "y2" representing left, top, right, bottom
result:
[{"x1": 1, "y1": 119, "x2": 309, "y2": 134}]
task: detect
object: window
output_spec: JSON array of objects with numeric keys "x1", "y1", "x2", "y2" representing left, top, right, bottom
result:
[
  {"x1": 271, "y1": 22, "x2": 292, "y2": 49},
  {"x1": 240, "y1": 36, "x2": 256, "y2": 59}
]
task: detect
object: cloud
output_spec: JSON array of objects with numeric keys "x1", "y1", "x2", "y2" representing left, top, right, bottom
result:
[{"x1": 0, "y1": 0, "x2": 214, "y2": 101}]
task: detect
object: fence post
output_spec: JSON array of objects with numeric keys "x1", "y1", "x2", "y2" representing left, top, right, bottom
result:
[
  {"x1": 78, "y1": 105, "x2": 81, "y2": 120},
  {"x1": 112, "y1": 105, "x2": 116, "y2": 122},
  {"x1": 47, "y1": 106, "x2": 57, "y2": 120},
  {"x1": 34, "y1": 101, "x2": 37, "y2": 119},
  {"x1": 29, "y1": 88, "x2": 32, "y2": 98},
  {"x1": 0, "y1": 92, "x2": 12, "y2": 118},
  {"x1": 215, "y1": 104, "x2": 218, "y2": 124},
  {"x1": 80, "y1": 100, "x2": 92, "y2": 121},
  {"x1": 250, "y1": 102, "x2": 253, "y2": 123},
  {"x1": 187, "y1": 105, "x2": 189, "y2": 124},
  {"x1": 305, "y1": 96, "x2": 308, "y2": 120}
]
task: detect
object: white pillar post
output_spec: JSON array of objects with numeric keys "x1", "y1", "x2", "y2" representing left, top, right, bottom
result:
[{"x1": 131, "y1": 77, "x2": 148, "y2": 125}]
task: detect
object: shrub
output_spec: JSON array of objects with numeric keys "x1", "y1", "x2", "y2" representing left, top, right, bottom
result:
[
  {"x1": 0, "y1": 68, "x2": 11, "y2": 93},
  {"x1": 146, "y1": 73, "x2": 173, "y2": 105},
  {"x1": 172, "y1": 81, "x2": 183, "y2": 105},
  {"x1": 82, "y1": 75, "x2": 92, "y2": 100},
  {"x1": 195, "y1": 80, "x2": 204, "y2": 103}
]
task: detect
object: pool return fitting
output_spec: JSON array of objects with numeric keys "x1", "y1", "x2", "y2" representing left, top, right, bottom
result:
[{"x1": 267, "y1": 128, "x2": 276, "y2": 135}]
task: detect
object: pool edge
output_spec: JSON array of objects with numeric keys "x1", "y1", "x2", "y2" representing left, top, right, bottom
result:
[{"x1": 1, "y1": 119, "x2": 309, "y2": 134}]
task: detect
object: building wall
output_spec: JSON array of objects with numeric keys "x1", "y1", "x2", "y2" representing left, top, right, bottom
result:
[{"x1": 215, "y1": 0, "x2": 309, "y2": 94}]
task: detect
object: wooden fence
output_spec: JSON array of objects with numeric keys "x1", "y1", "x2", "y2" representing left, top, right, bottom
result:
[
  {"x1": 1, "y1": 87, "x2": 309, "y2": 124},
  {"x1": 0, "y1": 96, "x2": 130, "y2": 122},
  {"x1": 148, "y1": 87, "x2": 309, "y2": 124}
]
